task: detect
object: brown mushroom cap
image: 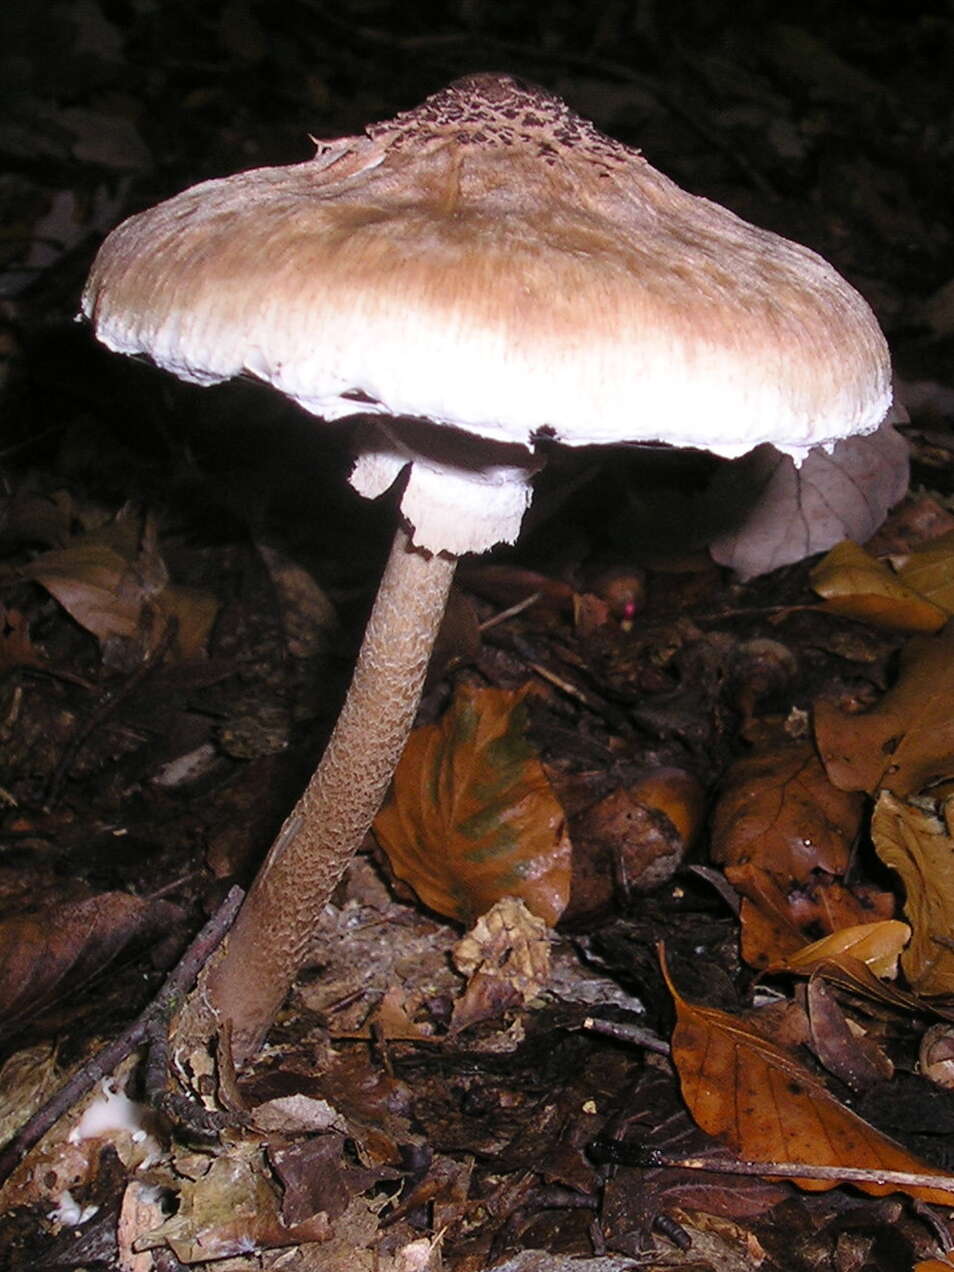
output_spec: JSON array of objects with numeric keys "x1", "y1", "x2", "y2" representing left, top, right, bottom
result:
[{"x1": 82, "y1": 73, "x2": 891, "y2": 553}]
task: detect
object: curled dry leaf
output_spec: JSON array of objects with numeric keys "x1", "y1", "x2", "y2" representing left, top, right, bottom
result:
[
  {"x1": 810, "y1": 540, "x2": 947, "y2": 633},
  {"x1": 815, "y1": 624, "x2": 954, "y2": 796},
  {"x1": 806, "y1": 976, "x2": 893, "y2": 1091},
  {"x1": 663, "y1": 953, "x2": 954, "y2": 1206},
  {"x1": 373, "y1": 684, "x2": 571, "y2": 926},
  {"x1": 871, "y1": 791, "x2": 954, "y2": 996},
  {"x1": 772, "y1": 920, "x2": 911, "y2": 981},
  {"x1": 708, "y1": 420, "x2": 909, "y2": 580},
  {"x1": 8, "y1": 510, "x2": 218, "y2": 661},
  {"x1": 566, "y1": 767, "x2": 704, "y2": 921},
  {"x1": 450, "y1": 896, "x2": 550, "y2": 1034}
]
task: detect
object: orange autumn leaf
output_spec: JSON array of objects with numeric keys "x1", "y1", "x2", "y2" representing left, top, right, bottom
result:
[
  {"x1": 662, "y1": 952, "x2": 954, "y2": 1206},
  {"x1": 872, "y1": 792, "x2": 954, "y2": 996},
  {"x1": 729, "y1": 865, "x2": 892, "y2": 970},
  {"x1": 814, "y1": 624, "x2": 954, "y2": 797},
  {"x1": 373, "y1": 684, "x2": 571, "y2": 926},
  {"x1": 711, "y1": 741, "x2": 864, "y2": 882}
]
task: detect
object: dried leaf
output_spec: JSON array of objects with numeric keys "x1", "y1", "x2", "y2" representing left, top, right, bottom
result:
[
  {"x1": 137, "y1": 1144, "x2": 331, "y2": 1261},
  {"x1": 663, "y1": 953, "x2": 954, "y2": 1205},
  {"x1": 708, "y1": 422, "x2": 909, "y2": 579},
  {"x1": 450, "y1": 897, "x2": 550, "y2": 1034},
  {"x1": 567, "y1": 768, "x2": 703, "y2": 920},
  {"x1": 810, "y1": 540, "x2": 947, "y2": 633},
  {"x1": 815, "y1": 624, "x2": 954, "y2": 796},
  {"x1": 894, "y1": 529, "x2": 954, "y2": 613},
  {"x1": 806, "y1": 976, "x2": 893, "y2": 1091},
  {"x1": 11, "y1": 512, "x2": 218, "y2": 660},
  {"x1": 730, "y1": 865, "x2": 892, "y2": 970},
  {"x1": 373, "y1": 684, "x2": 571, "y2": 926},
  {"x1": 871, "y1": 792, "x2": 954, "y2": 996},
  {"x1": 772, "y1": 920, "x2": 910, "y2": 980},
  {"x1": 0, "y1": 892, "x2": 176, "y2": 1039},
  {"x1": 0, "y1": 607, "x2": 43, "y2": 673},
  {"x1": 711, "y1": 741, "x2": 864, "y2": 880}
]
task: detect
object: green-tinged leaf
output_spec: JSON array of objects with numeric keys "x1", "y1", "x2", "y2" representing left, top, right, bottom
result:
[{"x1": 373, "y1": 684, "x2": 570, "y2": 926}]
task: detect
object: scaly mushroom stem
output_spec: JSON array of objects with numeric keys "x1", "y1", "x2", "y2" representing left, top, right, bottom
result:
[{"x1": 205, "y1": 524, "x2": 456, "y2": 1063}]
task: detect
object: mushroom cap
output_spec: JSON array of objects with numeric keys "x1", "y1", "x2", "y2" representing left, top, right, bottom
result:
[{"x1": 82, "y1": 73, "x2": 891, "y2": 554}]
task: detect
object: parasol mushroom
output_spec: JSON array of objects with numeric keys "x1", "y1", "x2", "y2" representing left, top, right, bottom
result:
[{"x1": 82, "y1": 73, "x2": 892, "y2": 1063}]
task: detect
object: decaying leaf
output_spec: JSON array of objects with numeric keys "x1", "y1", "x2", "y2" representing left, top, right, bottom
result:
[
  {"x1": 136, "y1": 1143, "x2": 332, "y2": 1262},
  {"x1": 708, "y1": 421, "x2": 909, "y2": 580},
  {"x1": 805, "y1": 975, "x2": 893, "y2": 1091},
  {"x1": 567, "y1": 768, "x2": 703, "y2": 919},
  {"x1": 872, "y1": 792, "x2": 954, "y2": 996},
  {"x1": 810, "y1": 540, "x2": 947, "y2": 633},
  {"x1": 815, "y1": 624, "x2": 954, "y2": 796},
  {"x1": 373, "y1": 684, "x2": 571, "y2": 926},
  {"x1": 664, "y1": 954, "x2": 954, "y2": 1206},
  {"x1": 450, "y1": 896, "x2": 550, "y2": 1034}
]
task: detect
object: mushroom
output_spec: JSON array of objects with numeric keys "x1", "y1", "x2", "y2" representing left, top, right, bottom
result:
[{"x1": 82, "y1": 73, "x2": 891, "y2": 1063}]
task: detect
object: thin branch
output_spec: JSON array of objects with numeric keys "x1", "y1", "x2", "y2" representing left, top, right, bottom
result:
[{"x1": 590, "y1": 1138, "x2": 954, "y2": 1196}]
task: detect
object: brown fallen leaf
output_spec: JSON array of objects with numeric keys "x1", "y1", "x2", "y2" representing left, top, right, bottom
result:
[
  {"x1": 711, "y1": 741, "x2": 864, "y2": 881},
  {"x1": 810, "y1": 539, "x2": 947, "y2": 633},
  {"x1": 805, "y1": 975, "x2": 893, "y2": 1092},
  {"x1": 815, "y1": 623, "x2": 954, "y2": 796},
  {"x1": 9, "y1": 510, "x2": 218, "y2": 661},
  {"x1": 0, "y1": 892, "x2": 180, "y2": 1040},
  {"x1": 663, "y1": 952, "x2": 954, "y2": 1206},
  {"x1": 373, "y1": 684, "x2": 571, "y2": 926},
  {"x1": 566, "y1": 767, "x2": 703, "y2": 921},
  {"x1": 871, "y1": 791, "x2": 954, "y2": 996},
  {"x1": 0, "y1": 607, "x2": 44, "y2": 674},
  {"x1": 729, "y1": 865, "x2": 893, "y2": 970}
]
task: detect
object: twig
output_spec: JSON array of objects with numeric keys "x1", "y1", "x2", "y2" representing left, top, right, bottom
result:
[
  {"x1": 0, "y1": 885, "x2": 244, "y2": 1187},
  {"x1": 589, "y1": 1138, "x2": 954, "y2": 1196},
  {"x1": 582, "y1": 1015, "x2": 671, "y2": 1055},
  {"x1": 478, "y1": 591, "x2": 542, "y2": 633}
]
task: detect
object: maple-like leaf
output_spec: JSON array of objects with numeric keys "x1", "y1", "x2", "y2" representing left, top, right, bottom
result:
[
  {"x1": 664, "y1": 954, "x2": 954, "y2": 1206},
  {"x1": 373, "y1": 684, "x2": 571, "y2": 926}
]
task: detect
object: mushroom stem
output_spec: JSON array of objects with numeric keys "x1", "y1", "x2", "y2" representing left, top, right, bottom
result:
[{"x1": 205, "y1": 523, "x2": 456, "y2": 1063}]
